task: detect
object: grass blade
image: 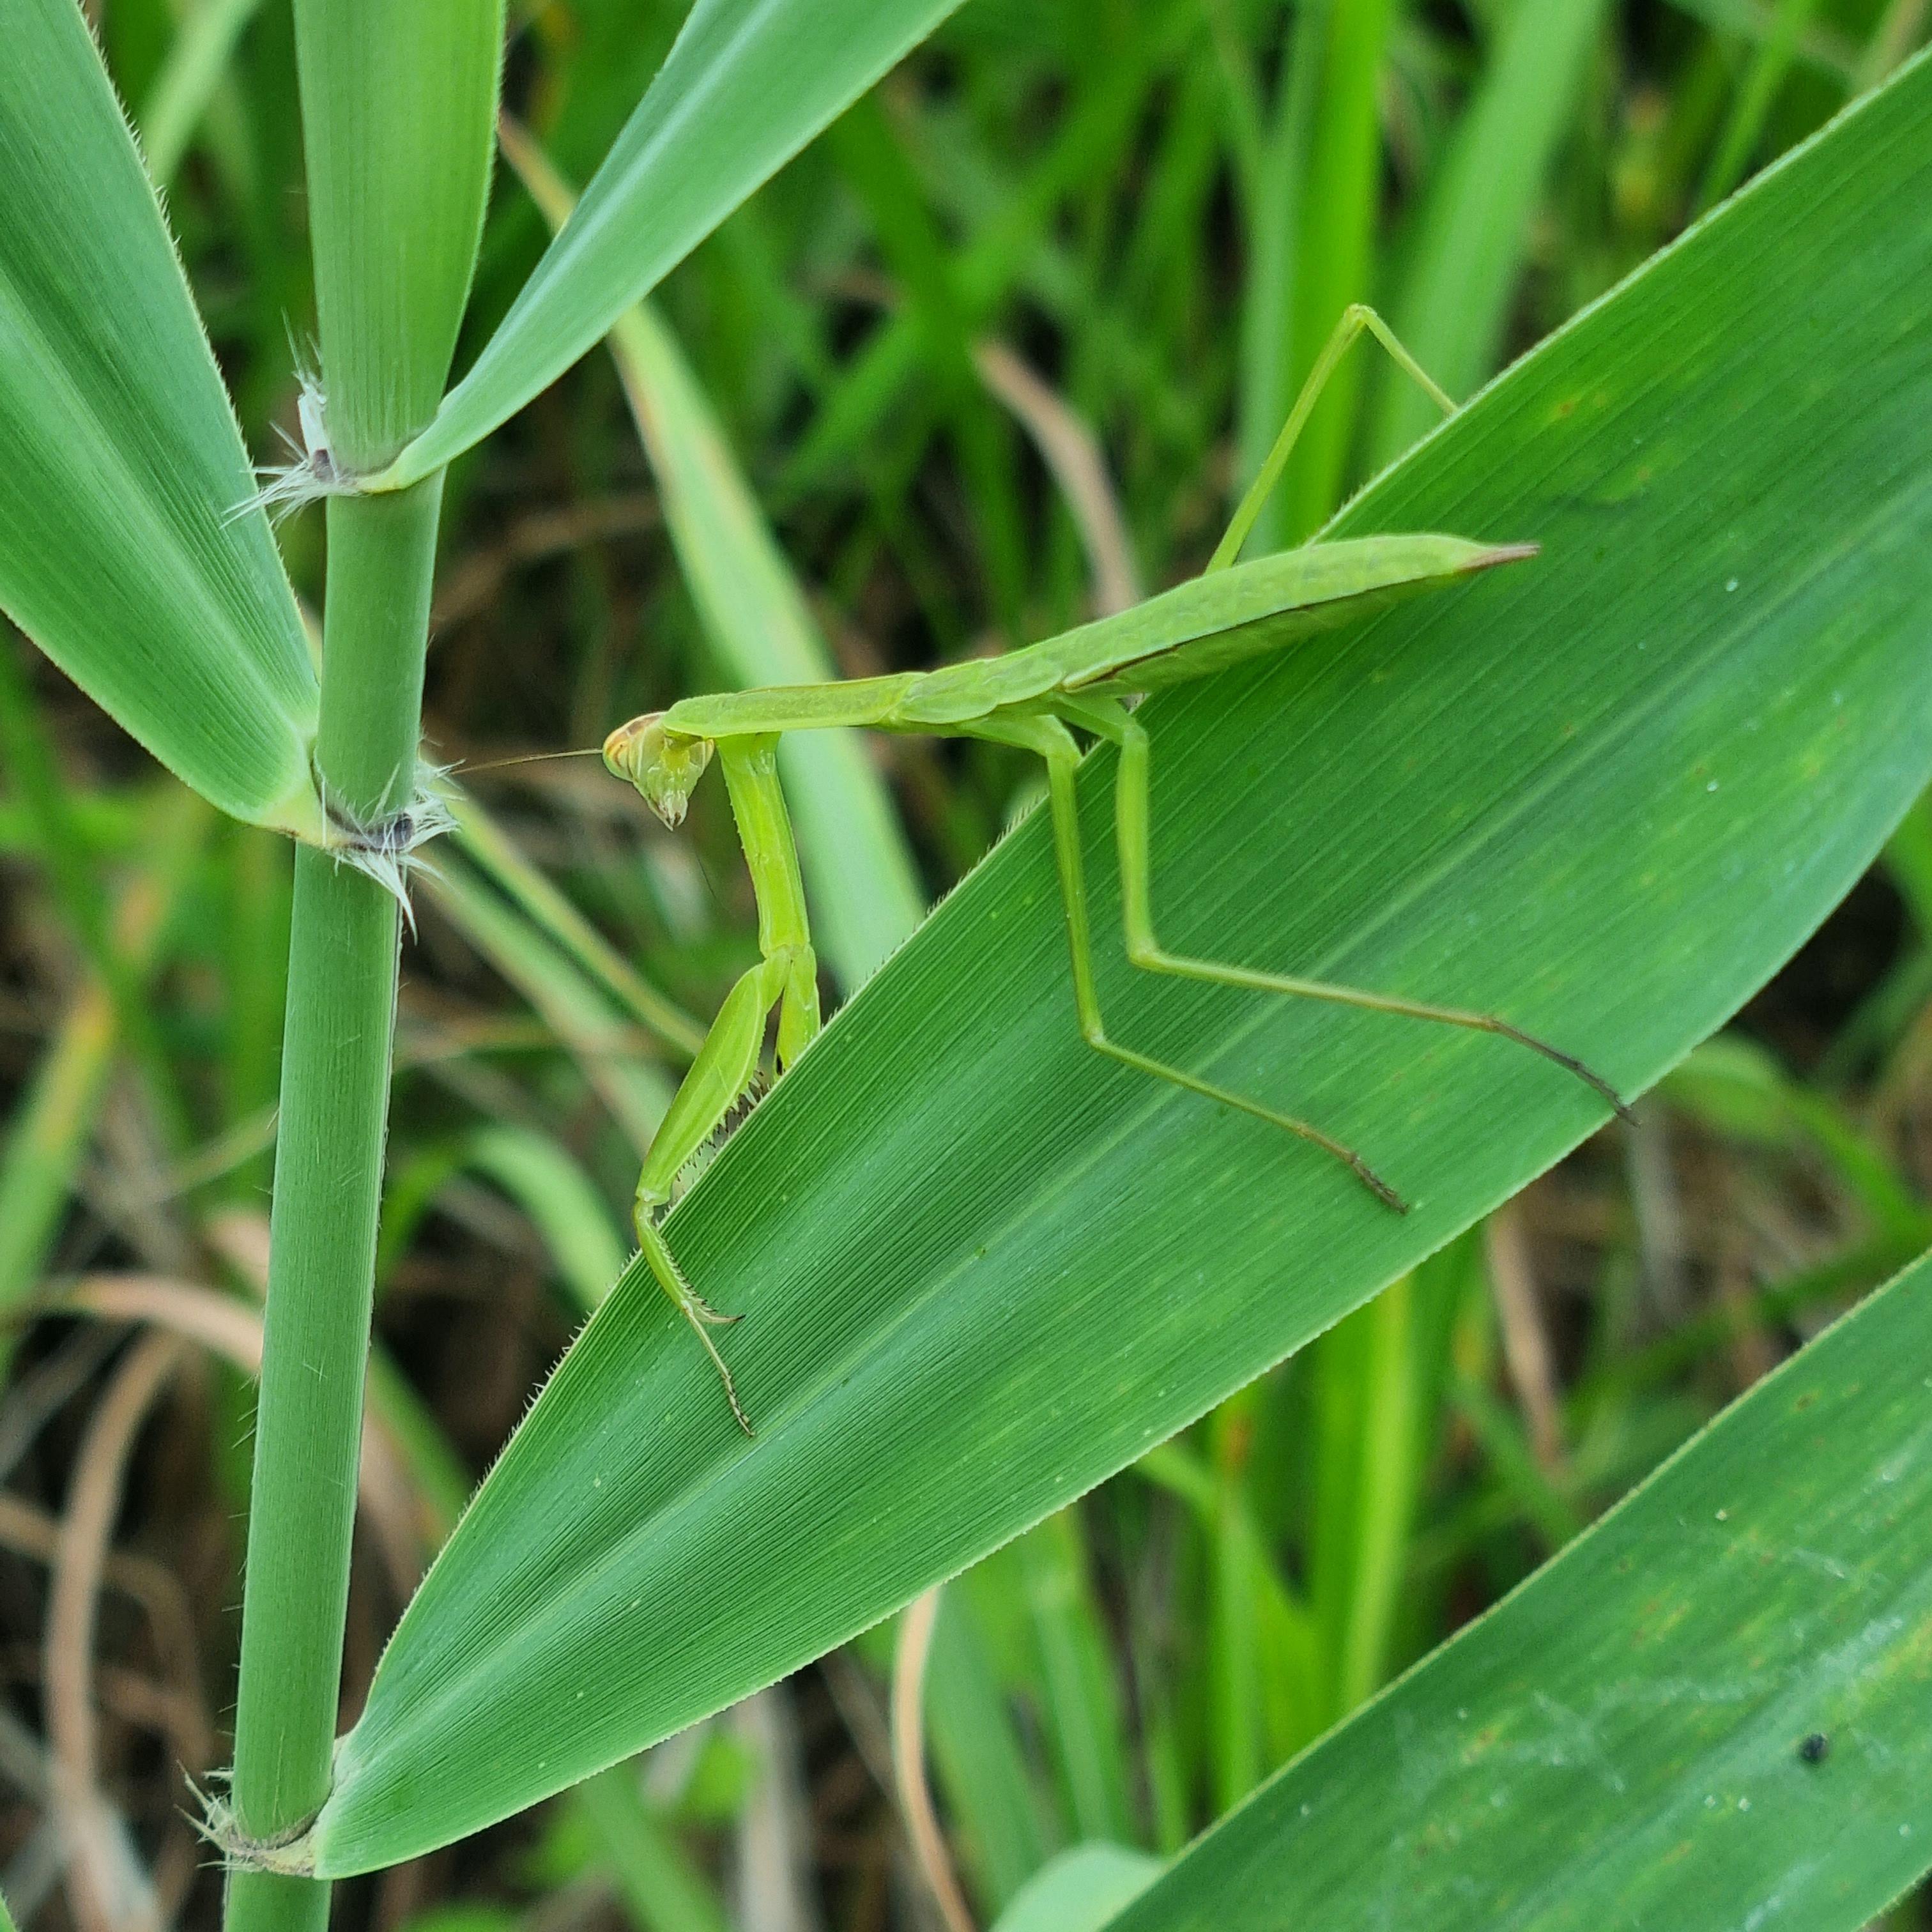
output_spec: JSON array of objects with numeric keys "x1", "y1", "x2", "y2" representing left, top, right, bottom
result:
[
  {"x1": 1016, "y1": 1514, "x2": 1137, "y2": 1846},
  {"x1": 924, "y1": 1590, "x2": 1057, "y2": 1909},
  {"x1": 306, "y1": 53, "x2": 1932, "y2": 1873},
  {"x1": 138, "y1": 0, "x2": 266, "y2": 186},
  {"x1": 0, "y1": 640, "x2": 186, "y2": 1143},
  {"x1": 379, "y1": 0, "x2": 972, "y2": 488},
  {"x1": 606, "y1": 296, "x2": 928, "y2": 989},
  {"x1": 827, "y1": 94, "x2": 1029, "y2": 630},
  {"x1": 423, "y1": 848, "x2": 675, "y2": 1156},
  {"x1": 0, "y1": 0, "x2": 319, "y2": 838},
  {"x1": 1697, "y1": 0, "x2": 1827, "y2": 210},
  {"x1": 0, "y1": 792, "x2": 206, "y2": 1315},
  {"x1": 994, "y1": 1844, "x2": 1162, "y2": 1932},
  {"x1": 1280, "y1": 0, "x2": 1398, "y2": 537},
  {"x1": 447, "y1": 788, "x2": 706, "y2": 1062},
  {"x1": 1370, "y1": 0, "x2": 1615, "y2": 464},
  {"x1": 1307, "y1": 1281, "x2": 1424, "y2": 1724},
  {"x1": 779, "y1": 10, "x2": 1191, "y2": 502},
  {"x1": 1105, "y1": 1244, "x2": 1932, "y2": 1931},
  {"x1": 572, "y1": 1764, "x2": 731, "y2": 1932},
  {"x1": 380, "y1": 1126, "x2": 629, "y2": 1317}
]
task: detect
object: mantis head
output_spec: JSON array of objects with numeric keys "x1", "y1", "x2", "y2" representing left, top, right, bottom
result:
[{"x1": 602, "y1": 714, "x2": 714, "y2": 828}]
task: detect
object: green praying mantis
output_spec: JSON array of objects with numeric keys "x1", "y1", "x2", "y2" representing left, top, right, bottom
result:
[{"x1": 596, "y1": 307, "x2": 1629, "y2": 1433}]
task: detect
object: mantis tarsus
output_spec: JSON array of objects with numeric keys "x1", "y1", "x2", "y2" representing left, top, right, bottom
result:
[{"x1": 600, "y1": 307, "x2": 1629, "y2": 1433}]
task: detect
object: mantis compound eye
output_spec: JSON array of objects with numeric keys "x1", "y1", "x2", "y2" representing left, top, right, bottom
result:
[{"x1": 602, "y1": 713, "x2": 714, "y2": 829}]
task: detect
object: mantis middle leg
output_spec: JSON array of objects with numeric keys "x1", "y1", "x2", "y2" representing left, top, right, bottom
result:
[
  {"x1": 634, "y1": 733, "x2": 820, "y2": 1433},
  {"x1": 967, "y1": 711, "x2": 1408, "y2": 1209},
  {"x1": 1074, "y1": 701, "x2": 1631, "y2": 1149}
]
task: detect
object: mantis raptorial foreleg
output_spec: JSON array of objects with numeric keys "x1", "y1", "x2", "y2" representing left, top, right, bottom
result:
[{"x1": 625, "y1": 732, "x2": 819, "y2": 1433}]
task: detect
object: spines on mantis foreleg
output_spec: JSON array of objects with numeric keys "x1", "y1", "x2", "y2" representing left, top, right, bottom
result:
[{"x1": 667, "y1": 1066, "x2": 772, "y2": 1205}]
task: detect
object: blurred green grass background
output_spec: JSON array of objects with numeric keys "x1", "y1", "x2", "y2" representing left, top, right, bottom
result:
[{"x1": 1, "y1": 1, "x2": 1929, "y2": 1926}]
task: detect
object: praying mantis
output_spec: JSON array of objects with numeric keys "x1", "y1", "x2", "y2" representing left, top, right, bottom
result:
[{"x1": 599, "y1": 307, "x2": 1629, "y2": 1433}]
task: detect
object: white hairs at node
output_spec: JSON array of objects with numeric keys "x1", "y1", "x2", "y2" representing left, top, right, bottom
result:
[
  {"x1": 323, "y1": 761, "x2": 457, "y2": 928},
  {"x1": 188, "y1": 1772, "x2": 316, "y2": 1877},
  {"x1": 229, "y1": 360, "x2": 366, "y2": 525}
]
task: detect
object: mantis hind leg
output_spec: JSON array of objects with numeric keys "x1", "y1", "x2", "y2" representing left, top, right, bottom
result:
[
  {"x1": 1211, "y1": 303, "x2": 1457, "y2": 573},
  {"x1": 1100, "y1": 708, "x2": 1632, "y2": 1130},
  {"x1": 975, "y1": 712, "x2": 1408, "y2": 1211}
]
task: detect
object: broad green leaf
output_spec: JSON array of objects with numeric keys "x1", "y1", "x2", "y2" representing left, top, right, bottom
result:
[
  {"x1": 1105, "y1": 1246, "x2": 1932, "y2": 1932},
  {"x1": 307, "y1": 55, "x2": 1932, "y2": 1873},
  {"x1": 502, "y1": 125, "x2": 925, "y2": 988},
  {"x1": 292, "y1": 0, "x2": 504, "y2": 467},
  {"x1": 995, "y1": 1844, "x2": 1163, "y2": 1932},
  {"x1": 0, "y1": 0, "x2": 321, "y2": 840},
  {"x1": 378, "y1": 0, "x2": 972, "y2": 489}
]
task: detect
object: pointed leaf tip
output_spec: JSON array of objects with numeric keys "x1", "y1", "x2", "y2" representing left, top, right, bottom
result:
[{"x1": 379, "y1": 0, "x2": 973, "y2": 485}]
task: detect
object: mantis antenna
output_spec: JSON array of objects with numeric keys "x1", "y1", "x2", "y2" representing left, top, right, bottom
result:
[{"x1": 458, "y1": 747, "x2": 606, "y2": 775}]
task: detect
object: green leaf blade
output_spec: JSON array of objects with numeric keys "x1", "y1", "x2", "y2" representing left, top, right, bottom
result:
[
  {"x1": 382, "y1": 0, "x2": 970, "y2": 488},
  {"x1": 310, "y1": 54, "x2": 1932, "y2": 1874},
  {"x1": 1105, "y1": 1248, "x2": 1932, "y2": 1931},
  {"x1": 0, "y1": 0, "x2": 320, "y2": 839},
  {"x1": 1370, "y1": 0, "x2": 1613, "y2": 463},
  {"x1": 996, "y1": 1844, "x2": 1162, "y2": 1932}
]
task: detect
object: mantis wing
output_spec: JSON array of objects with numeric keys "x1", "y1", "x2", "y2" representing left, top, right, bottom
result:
[
  {"x1": 1064, "y1": 533, "x2": 1532, "y2": 694},
  {"x1": 665, "y1": 537, "x2": 1527, "y2": 740},
  {"x1": 891, "y1": 537, "x2": 1529, "y2": 727}
]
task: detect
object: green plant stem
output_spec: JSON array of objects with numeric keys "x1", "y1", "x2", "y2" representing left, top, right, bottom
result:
[{"x1": 225, "y1": 479, "x2": 441, "y2": 1932}]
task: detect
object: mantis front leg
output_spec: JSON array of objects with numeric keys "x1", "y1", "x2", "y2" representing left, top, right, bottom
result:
[{"x1": 631, "y1": 733, "x2": 819, "y2": 1434}]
